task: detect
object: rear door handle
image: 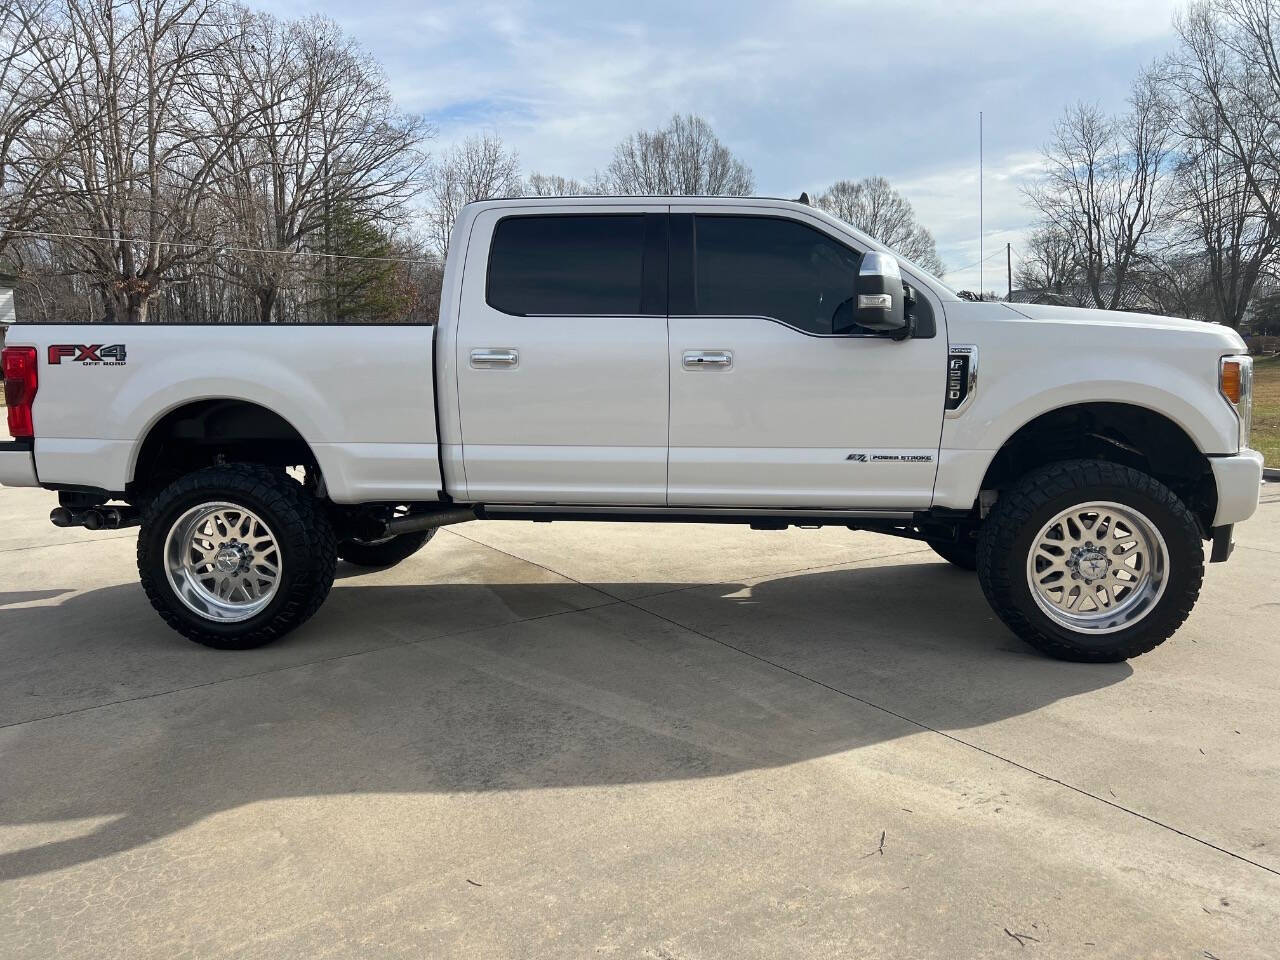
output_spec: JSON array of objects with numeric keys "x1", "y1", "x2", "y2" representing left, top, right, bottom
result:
[
  {"x1": 471, "y1": 348, "x2": 519, "y2": 368},
  {"x1": 682, "y1": 350, "x2": 733, "y2": 370}
]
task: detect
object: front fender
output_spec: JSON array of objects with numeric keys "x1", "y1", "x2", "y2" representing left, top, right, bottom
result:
[{"x1": 934, "y1": 347, "x2": 1238, "y2": 512}]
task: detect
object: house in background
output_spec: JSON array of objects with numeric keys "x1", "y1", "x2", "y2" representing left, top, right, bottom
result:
[{"x1": 1008, "y1": 283, "x2": 1158, "y2": 312}]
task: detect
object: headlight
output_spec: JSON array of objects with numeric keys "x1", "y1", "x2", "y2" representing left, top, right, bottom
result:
[{"x1": 1219, "y1": 355, "x2": 1253, "y2": 451}]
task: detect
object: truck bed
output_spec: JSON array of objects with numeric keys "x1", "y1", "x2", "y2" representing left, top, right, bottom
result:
[{"x1": 3, "y1": 324, "x2": 441, "y2": 503}]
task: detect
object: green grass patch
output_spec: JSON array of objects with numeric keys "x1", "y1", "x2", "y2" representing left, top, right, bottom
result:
[{"x1": 1252, "y1": 354, "x2": 1280, "y2": 466}]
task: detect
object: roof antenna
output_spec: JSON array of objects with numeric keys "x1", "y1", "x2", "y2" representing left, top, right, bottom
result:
[{"x1": 796, "y1": 192, "x2": 810, "y2": 205}]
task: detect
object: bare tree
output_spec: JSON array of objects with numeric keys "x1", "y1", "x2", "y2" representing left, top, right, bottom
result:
[
  {"x1": 1134, "y1": 250, "x2": 1217, "y2": 318},
  {"x1": 525, "y1": 171, "x2": 607, "y2": 197},
  {"x1": 14, "y1": 0, "x2": 267, "y2": 322},
  {"x1": 606, "y1": 113, "x2": 753, "y2": 196},
  {"x1": 1171, "y1": 2, "x2": 1280, "y2": 230},
  {"x1": 1014, "y1": 226, "x2": 1080, "y2": 294},
  {"x1": 424, "y1": 133, "x2": 522, "y2": 255},
  {"x1": 1250, "y1": 284, "x2": 1280, "y2": 332},
  {"x1": 2, "y1": 0, "x2": 433, "y2": 326},
  {"x1": 1167, "y1": 120, "x2": 1277, "y2": 326},
  {"x1": 0, "y1": 0, "x2": 81, "y2": 265},
  {"x1": 1160, "y1": 1, "x2": 1280, "y2": 327},
  {"x1": 813, "y1": 176, "x2": 946, "y2": 276},
  {"x1": 1025, "y1": 85, "x2": 1172, "y2": 311},
  {"x1": 204, "y1": 11, "x2": 430, "y2": 322}
]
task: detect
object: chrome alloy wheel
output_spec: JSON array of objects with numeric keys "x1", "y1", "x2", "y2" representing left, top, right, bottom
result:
[
  {"x1": 1025, "y1": 500, "x2": 1168, "y2": 634},
  {"x1": 164, "y1": 501, "x2": 282, "y2": 622}
]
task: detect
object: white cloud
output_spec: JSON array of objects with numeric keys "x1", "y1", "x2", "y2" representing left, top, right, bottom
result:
[
  {"x1": 254, "y1": 0, "x2": 1187, "y2": 290},
  {"x1": 897, "y1": 151, "x2": 1044, "y2": 290}
]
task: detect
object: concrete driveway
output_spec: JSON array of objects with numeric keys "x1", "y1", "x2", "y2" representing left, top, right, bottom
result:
[{"x1": 1, "y1": 482, "x2": 1277, "y2": 959}]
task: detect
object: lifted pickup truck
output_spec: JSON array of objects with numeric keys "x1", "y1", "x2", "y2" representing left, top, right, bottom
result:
[{"x1": 0, "y1": 197, "x2": 1263, "y2": 661}]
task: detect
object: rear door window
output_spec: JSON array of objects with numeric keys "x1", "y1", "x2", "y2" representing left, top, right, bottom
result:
[{"x1": 487, "y1": 215, "x2": 647, "y2": 316}]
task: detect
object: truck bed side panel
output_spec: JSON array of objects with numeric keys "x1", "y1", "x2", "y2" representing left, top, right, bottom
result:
[{"x1": 8, "y1": 324, "x2": 440, "y2": 503}]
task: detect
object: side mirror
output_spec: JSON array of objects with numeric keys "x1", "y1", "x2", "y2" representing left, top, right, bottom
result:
[{"x1": 853, "y1": 251, "x2": 907, "y2": 335}]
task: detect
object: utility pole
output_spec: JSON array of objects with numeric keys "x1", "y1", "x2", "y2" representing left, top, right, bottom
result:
[{"x1": 1007, "y1": 242, "x2": 1012, "y2": 301}]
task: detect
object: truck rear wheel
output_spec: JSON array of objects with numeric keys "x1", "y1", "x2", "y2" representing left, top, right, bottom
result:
[
  {"x1": 976, "y1": 459, "x2": 1203, "y2": 662},
  {"x1": 926, "y1": 538, "x2": 977, "y2": 570},
  {"x1": 137, "y1": 464, "x2": 337, "y2": 649},
  {"x1": 337, "y1": 529, "x2": 434, "y2": 568}
]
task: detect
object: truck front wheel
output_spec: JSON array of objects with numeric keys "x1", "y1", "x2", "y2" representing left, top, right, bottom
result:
[
  {"x1": 137, "y1": 464, "x2": 337, "y2": 649},
  {"x1": 976, "y1": 459, "x2": 1204, "y2": 662}
]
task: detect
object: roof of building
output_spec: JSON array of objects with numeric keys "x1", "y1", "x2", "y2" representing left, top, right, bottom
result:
[{"x1": 1009, "y1": 283, "x2": 1155, "y2": 311}]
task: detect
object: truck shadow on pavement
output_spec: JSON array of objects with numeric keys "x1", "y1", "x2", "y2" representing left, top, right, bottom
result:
[{"x1": 0, "y1": 559, "x2": 1131, "y2": 881}]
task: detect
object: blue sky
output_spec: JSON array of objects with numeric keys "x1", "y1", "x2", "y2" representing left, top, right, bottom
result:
[{"x1": 258, "y1": 0, "x2": 1186, "y2": 291}]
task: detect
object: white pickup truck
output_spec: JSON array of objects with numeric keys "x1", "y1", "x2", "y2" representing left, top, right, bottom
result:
[{"x1": 0, "y1": 197, "x2": 1263, "y2": 661}]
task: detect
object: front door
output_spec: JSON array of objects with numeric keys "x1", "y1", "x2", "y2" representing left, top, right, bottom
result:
[
  {"x1": 456, "y1": 206, "x2": 670, "y2": 504},
  {"x1": 666, "y1": 209, "x2": 947, "y2": 509}
]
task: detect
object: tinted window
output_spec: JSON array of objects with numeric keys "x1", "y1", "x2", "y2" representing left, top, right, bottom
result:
[
  {"x1": 488, "y1": 215, "x2": 645, "y2": 315},
  {"x1": 694, "y1": 215, "x2": 860, "y2": 335}
]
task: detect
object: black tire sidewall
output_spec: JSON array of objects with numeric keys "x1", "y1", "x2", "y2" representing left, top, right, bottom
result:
[
  {"x1": 138, "y1": 466, "x2": 335, "y2": 648},
  {"x1": 979, "y1": 461, "x2": 1204, "y2": 661},
  {"x1": 927, "y1": 538, "x2": 978, "y2": 570}
]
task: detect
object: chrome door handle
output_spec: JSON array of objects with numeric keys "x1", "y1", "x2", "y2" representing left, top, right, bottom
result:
[
  {"x1": 471, "y1": 348, "x2": 519, "y2": 368},
  {"x1": 682, "y1": 350, "x2": 733, "y2": 370}
]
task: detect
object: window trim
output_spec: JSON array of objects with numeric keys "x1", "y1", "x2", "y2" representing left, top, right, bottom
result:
[
  {"x1": 673, "y1": 212, "x2": 936, "y2": 339},
  {"x1": 484, "y1": 211, "x2": 667, "y2": 318}
]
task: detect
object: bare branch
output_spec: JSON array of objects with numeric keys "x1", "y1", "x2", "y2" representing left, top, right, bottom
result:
[
  {"x1": 423, "y1": 133, "x2": 521, "y2": 256},
  {"x1": 813, "y1": 176, "x2": 946, "y2": 276},
  {"x1": 605, "y1": 113, "x2": 753, "y2": 197}
]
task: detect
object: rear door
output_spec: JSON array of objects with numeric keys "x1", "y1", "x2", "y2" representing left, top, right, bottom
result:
[
  {"x1": 455, "y1": 206, "x2": 669, "y2": 504},
  {"x1": 666, "y1": 208, "x2": 947, "y2": 509}
]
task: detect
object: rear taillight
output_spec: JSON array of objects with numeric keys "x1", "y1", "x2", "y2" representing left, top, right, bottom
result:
[{"x1": 2, "y1": 346, "x2": 38, "y2": 439}]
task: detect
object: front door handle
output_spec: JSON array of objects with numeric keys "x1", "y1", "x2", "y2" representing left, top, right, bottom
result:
[
  {"x1": 471, "y1": 348, "x2": 519, "y2": 368},
  {"x1": 682, "y1": 350, "x2": 733, "y2": 370}
]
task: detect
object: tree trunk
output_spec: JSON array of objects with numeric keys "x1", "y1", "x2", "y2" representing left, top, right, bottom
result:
[
  {"x1": 257, "y1": 286, "x2": 277, "y2": 324},
  {"x1": 105, "y1": 285, "x2": 152, "y2": 324},
  {"x1": 98, "y1": 286, "x2": 118, "y2": 324},
  {"x1": 128, "y1": 294, "x2": 149, "y2": 324}
]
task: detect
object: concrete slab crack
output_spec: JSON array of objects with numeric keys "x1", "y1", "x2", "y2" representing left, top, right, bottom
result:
[{"x1": 450, "y1": 527, "x2": 1280, "y2": 881}]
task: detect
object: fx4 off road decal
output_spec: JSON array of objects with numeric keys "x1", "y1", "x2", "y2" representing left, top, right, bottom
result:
[{"x1": 48, "y1": 344, "x2": 127, "y2": 366}]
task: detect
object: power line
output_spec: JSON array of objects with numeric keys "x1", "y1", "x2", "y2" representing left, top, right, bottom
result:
[
  {"x1": 0, "y1": 226, "x2": 435, "y2": 265},
  {"x1": 950, "y1": 246, "x2": 1008, "y2": 277}
]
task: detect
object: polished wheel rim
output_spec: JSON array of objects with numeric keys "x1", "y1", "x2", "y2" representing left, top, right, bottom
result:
[
  {"x1": 164, "y1": 501, "x2": 281, "y2": 622},
  {"x1": 1025, "y1": 500, "x2": 1168, "y2": 635}
]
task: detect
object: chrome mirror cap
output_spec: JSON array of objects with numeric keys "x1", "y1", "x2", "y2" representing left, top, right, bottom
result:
[{"x1": 859, "y1": 251, "x2": 901, "y2": 280}]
